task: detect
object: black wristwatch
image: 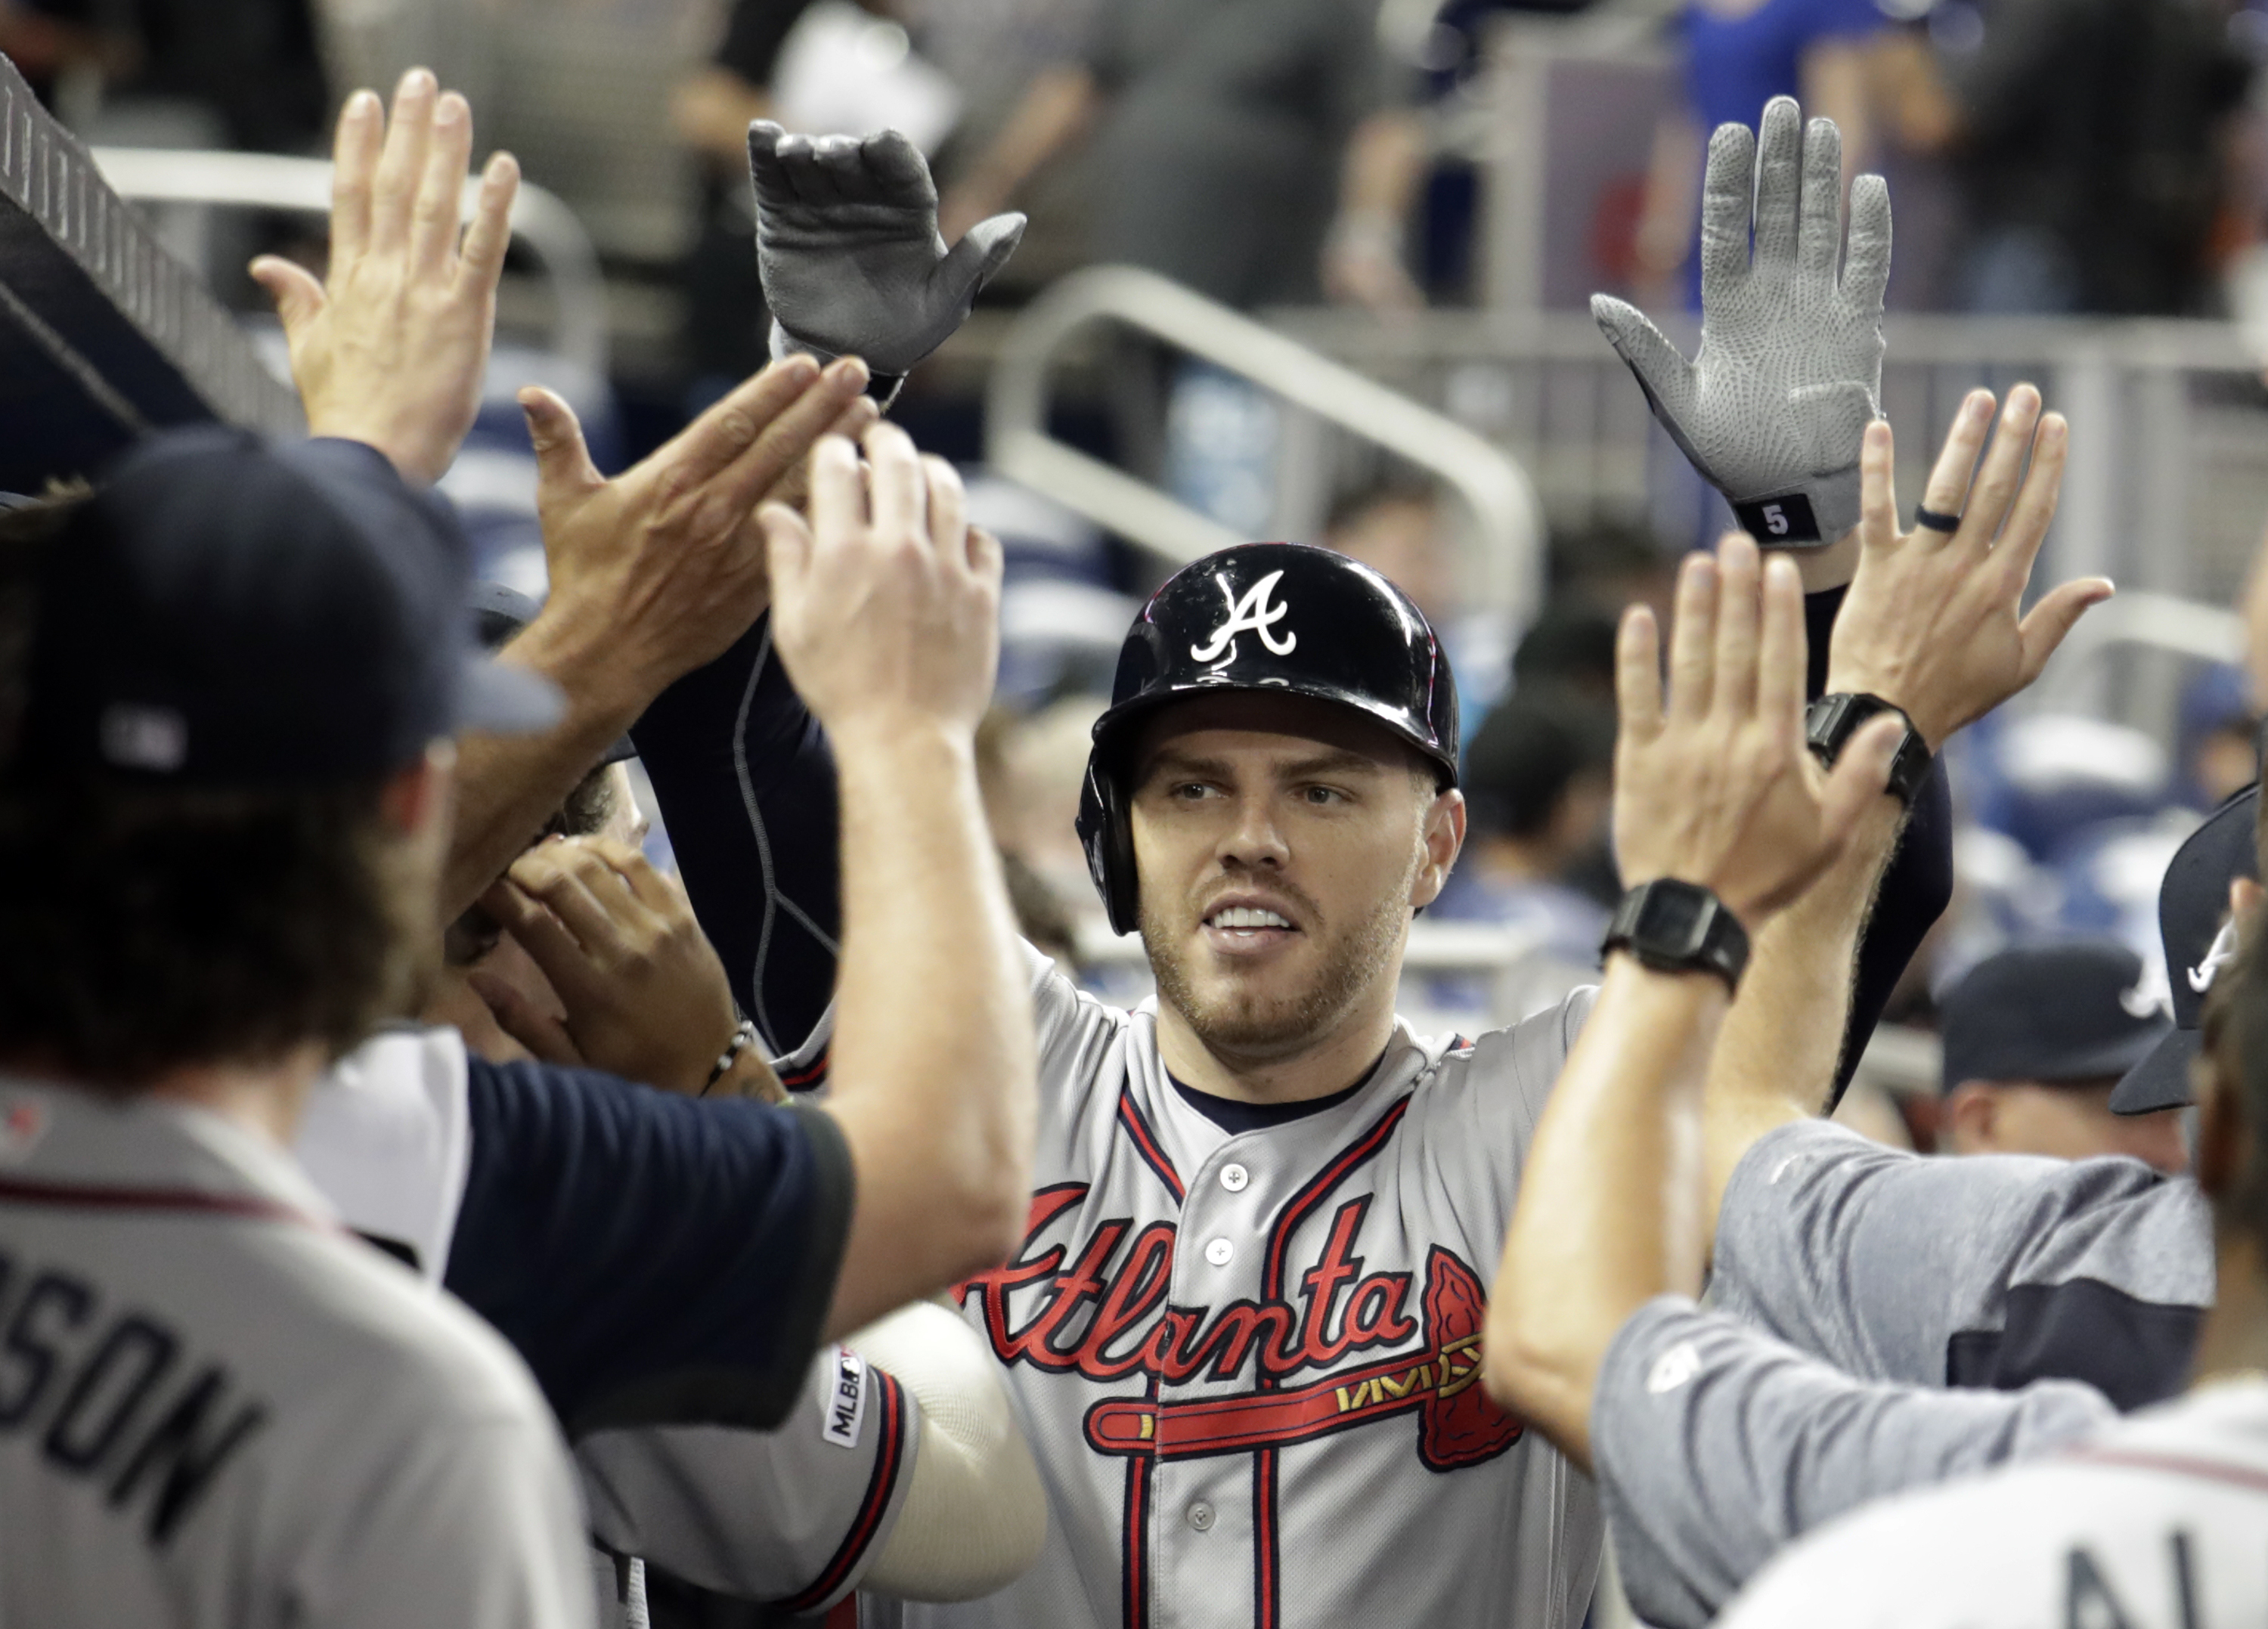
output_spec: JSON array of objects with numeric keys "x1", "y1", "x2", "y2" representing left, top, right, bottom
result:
[
  {"x1": 1805, "y1": 692, "x2": 1933, "y2": 806},
  {"x1": 1602, "y1": 879, "x2": 1750, "y2": 991}
]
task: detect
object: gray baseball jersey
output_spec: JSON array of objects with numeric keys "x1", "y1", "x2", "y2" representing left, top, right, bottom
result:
[
  {"x1": 1717, "y1": 1377, "x2": 2268, "y2": 1628},
  {"x1": 295, "y1": 1031, "x2": 920, "y2": 1627},
  {"x1": 1711, "y1": 1119, "x2": 2211, "y2": 1405},
  {"x1": 873, "y1": 949, "x2": 1602, "y2": 1629},
  {"x1": 1588, "y1": 1296, "x2": 2116, "y2": 1629},
  {"x1": 581, "y1": 1336, "x2": 919, "y2": 1624},
  {"x1": 0, "y1": 1076, "x2": 593, "y2": 1629}
]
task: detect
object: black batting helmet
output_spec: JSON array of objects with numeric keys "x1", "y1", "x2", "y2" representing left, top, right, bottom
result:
[{"x1": 1076, "y1": 542, "x2": 1459, "y2": 935}]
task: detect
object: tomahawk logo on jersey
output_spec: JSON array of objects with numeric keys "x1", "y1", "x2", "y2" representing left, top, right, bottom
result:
[{"x1": 878, "y1": 955, "x2": 1603, "y2": 1629}]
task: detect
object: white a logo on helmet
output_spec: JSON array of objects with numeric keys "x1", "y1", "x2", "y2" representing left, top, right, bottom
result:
[
  {"x1": 1190, "y1": 570, "x2": 1297, "y2": 664},
  {"x1": 2188, "y1": 916, "x2": 2240, "y2": 994}
]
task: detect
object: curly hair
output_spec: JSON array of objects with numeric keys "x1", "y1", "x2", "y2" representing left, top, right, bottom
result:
[{"x1": 0, "y1": 494, "x2": 434, "y2": 1087}]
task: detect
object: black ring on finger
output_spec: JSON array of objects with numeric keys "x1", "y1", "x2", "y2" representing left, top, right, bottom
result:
[{"x1": 1913, "y1": 505, "x2": 1962, "y2": 534}]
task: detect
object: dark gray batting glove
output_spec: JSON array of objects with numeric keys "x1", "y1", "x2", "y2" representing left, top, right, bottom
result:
[
  {"x1": 1592, "y1": 97, "x2": 1891, "y2": 547},
  {"x1": 748, "y1": 121, "x2": 1026, "y2": 408}
]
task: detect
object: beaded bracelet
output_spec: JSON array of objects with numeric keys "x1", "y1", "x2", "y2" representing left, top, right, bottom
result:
[{"x1": 702, "y1": 1020, "x2": 761, "y2": 1097}]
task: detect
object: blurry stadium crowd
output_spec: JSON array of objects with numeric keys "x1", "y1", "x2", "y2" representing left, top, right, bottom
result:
[{"x1": 5, "y1": 0, "x2": 2268, "y2": 1627}]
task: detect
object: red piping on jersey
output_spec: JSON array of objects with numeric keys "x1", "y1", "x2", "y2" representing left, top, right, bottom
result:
[
  {"x1": 779, "y1": 1046, "x2": 832, "y2": 1092},
  {"x1": 0, "y1": 1175, "x2": 332, "y2": 1231},
  {"x1": 2068, "y1": 1446, "x2": 2268, "y2": 1498},
  {"x1": 1250, "y1": 1096, "x2": 1413, "y2": 1629},
  {"x1": 776, "y1": 1368, "x2": 909, "y2": 1613},
  {"x1": 1121, "y1": 1370, "x2": 1159, "y2": 1629},
  {"x1": 1117, "y1": 1086, "x2": 1185, "y2": 1204}
]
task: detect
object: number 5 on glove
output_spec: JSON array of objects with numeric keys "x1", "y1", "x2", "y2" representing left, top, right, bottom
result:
[{"x1": 1592, "y1": 96, "x2": 1891, "y2": 548}]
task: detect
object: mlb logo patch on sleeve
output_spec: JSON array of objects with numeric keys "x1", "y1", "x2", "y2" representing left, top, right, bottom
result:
[{"x1": 823, "y1": 1345, "x2": 869, "y2": 1449}]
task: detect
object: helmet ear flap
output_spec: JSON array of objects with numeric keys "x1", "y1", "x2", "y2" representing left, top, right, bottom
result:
[{"x1": 1076, "y1": 754, "x2": 1139, "y2": 937}]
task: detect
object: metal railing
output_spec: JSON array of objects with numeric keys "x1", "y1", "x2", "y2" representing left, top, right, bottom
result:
[
  {"x1": 987, "y1": 264, "x2": 1548, "y2": 622},
  {"x1": 2029, "y1": 590, "x2": 2248, "y2": 720},
  {"x1": 1261, "y1": 308, "x2": 2268, "y2": 699},
  {"x1": 88, "y1": 147, "x2": 609, "y2": 381}
]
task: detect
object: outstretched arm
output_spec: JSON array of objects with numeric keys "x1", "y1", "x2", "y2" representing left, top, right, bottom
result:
[
  {"x1": 1702, "y1": 383, "x2": 2110, "y2": 1231},
  {"x1": 763, "y1": 426, "x2": 1036, "y2": 1335},
  {"x1": 1487, "y1": 534, "x2": 1901, "y2": 1466},
  {"x1": 249, "y1": 68, "x2": 518, "y2": 486},
  {"x1": 442, "y1": 363, "x2": 875, "y2": 921}
]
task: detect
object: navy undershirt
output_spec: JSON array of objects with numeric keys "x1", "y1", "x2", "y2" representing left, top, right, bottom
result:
[{"x1": 1170, "y1": 1051, "x2": 1385, "y2": 1133}]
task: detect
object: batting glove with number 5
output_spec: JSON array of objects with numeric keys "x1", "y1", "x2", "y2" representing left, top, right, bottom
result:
[
  {"x1": 749, "y1": 122, "x2": 1025, "y2": 408},
  {"x1": 1592, "y1": 97, "x2": 1891, "y2": 547}
]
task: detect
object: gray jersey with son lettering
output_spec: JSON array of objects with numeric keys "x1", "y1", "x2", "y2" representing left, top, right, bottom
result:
[
  {"x1": 0, "y1": 1078, "x2": 593, "y2": 1629},
  {"x1": 299, "y1": 1030, "x2": 921, "y2": 1628},
  {"x1": 873, "y1": 948, "x2": 1602, "y2": 1629}
]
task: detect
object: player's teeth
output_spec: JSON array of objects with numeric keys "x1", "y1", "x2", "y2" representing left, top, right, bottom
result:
[{"x1": 1213, "y1": 906, "x2": 1291, "y2": 929}]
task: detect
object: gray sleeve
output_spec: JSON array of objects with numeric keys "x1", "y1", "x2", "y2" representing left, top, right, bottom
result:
[
  {"x1": 575, "y1": 1343, "x2": 918, "y2": 1611},
  {"x1": 317, "y1": 1413, "x2": 596, "y2": 1629},
  {"x1": 1590, "y1": 1297, "x2": 2115, "y2": 1629},
  {"x1": 1708, "y1": 1119, "x2": 2187, "y2": 1384}
]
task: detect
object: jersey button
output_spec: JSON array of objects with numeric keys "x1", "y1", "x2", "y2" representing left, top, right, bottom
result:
[
  {"x1": 1219, "y1": 1163, "x2": 1249, "y2": 1192},
  {"x1": 1204, "y1": 1237, "x2": 1235, "y2": 1267},
  {"x1": 1188, "y1": 1501, "x2": 1216, "y2": 1532}
]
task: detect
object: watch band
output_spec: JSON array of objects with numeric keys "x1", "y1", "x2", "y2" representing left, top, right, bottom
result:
[
  {"x1": 1601, "y1": 878, "x2": 1749, "y2": 991},
  {"x1": 1805, "y1": 692, "x2": 1933, "y2": 806}
]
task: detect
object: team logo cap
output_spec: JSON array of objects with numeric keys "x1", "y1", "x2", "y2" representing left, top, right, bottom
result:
[
  {"x1": 1091, "y1": 541, "x2": 1457, "y2": 777},
  {"x1": 1075, "y1": 542, "x2": 1459, "y2": 934},
  {"x1": 1938, "y1": 940, "x2": 2170, "y2": 1095},
  {"x1": 2112, "y1": 782, "x2": 2259, "y2": 1114}
]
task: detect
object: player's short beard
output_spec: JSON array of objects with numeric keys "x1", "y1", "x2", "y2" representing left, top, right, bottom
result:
[{"x1": 1141, "y1": 852, "x2": 1418, "y2": 1061}]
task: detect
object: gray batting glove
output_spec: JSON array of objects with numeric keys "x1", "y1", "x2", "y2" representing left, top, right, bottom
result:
[
  {"x1": 748, "y1": 121, "x2": 1026, "y2": 405},
  {"x1": 1592, "y1": 97, "x2": 1891, "y2": 547}
]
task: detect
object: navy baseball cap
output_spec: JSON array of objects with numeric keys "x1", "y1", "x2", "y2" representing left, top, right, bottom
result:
[
  {"x1": 2112, "y1": 782, "x2": 2260, "y2": 1114},
  {"x1": 468, "y1": 581, "x2": 636, "y2": 766},
  {"x1": 10, "y1": 428, "x2": 559, "y2": 785},
  {"x1": 1939, "y1": 940, "x2": 2170, "y2": 1094}
]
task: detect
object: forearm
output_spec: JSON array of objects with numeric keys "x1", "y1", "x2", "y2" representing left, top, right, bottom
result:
[
  {"x1": 1486, "y1": 955, "x2": 1727, "y2": 1466},
  {"x1": 1800, "y1": 42, "x2": 1872, "y2": 178},
  {"x1": 2244, "y1": 513, "x2": 2268, "y2": 711},
  {"x1": 955, "y1": 66, "x2": 1097, "y2": 214},
  {"x1": 823, "y1": 726, "x2": 1036, "y2": 1335},
  {"x1": 444, "y1": 617, "x2": 649, "y2": 921},
  {"x1": 1634, "y1": 113, "x2": 1703, "y2": 282},
  {"x1": 1338, "y1": 110, "x2": 1425, "y2": 226},
  {"x1": 854, "y1": 1302, "x2": 1046, "y2": 1600},
  {"x1": 674, "y1": 67, "x2": 773, "y2": 166},
  {"x1": 632, "y1": 615, "x2": 843, "y2": 1057},
  {"x1": 1703, "y1": 794, "x2": 1903, "y2": 1228}
]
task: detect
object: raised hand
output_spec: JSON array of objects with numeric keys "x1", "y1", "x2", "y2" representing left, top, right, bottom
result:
[
  {"x1": 749, "y1": 122, "x2": 1025, "y2": 383},
  {"x1": 513, "y1": 355, "x2": 878, "y2": 712},
  {"x1": 1592, "y1": 97, "x2": 1888, "y2": 547},
  {"x1": 472, "y1": 837, "x2": 779, "y2": 1098},
  {"x1": 1828, "y1": 383, "x2": 2113, "y2": 748},
  {"x1": 251, "y1": 69, "x2": 518, "y2": 484},
  {"x1": 759, "y1": 423, "x2": 1002, "y2": 744},
  {"x1": 1615, "y1": 534, "x2": 1903, "y2": 930}
]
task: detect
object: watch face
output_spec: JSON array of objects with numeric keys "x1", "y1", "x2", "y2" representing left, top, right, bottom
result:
[{"x1": 1634, "y1": 883, "x2": 1712, "y2": 956}]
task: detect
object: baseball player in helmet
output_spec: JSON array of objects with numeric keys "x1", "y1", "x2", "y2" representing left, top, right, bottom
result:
[{"x1": 640, "y1": 534, "x2": 1604, "y2": 1628}]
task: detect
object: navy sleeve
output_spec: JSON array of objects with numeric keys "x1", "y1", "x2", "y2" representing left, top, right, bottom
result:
[
  {"x1": 446, "y1": 1055, "x2": 854, "y2": 1438},
  {"x1": 1805, "y1": 585, "x2": 1955, "y2": 1109},
  {"x1": 632, "y1": 614, "x2": 841, "y2": 1066}
]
